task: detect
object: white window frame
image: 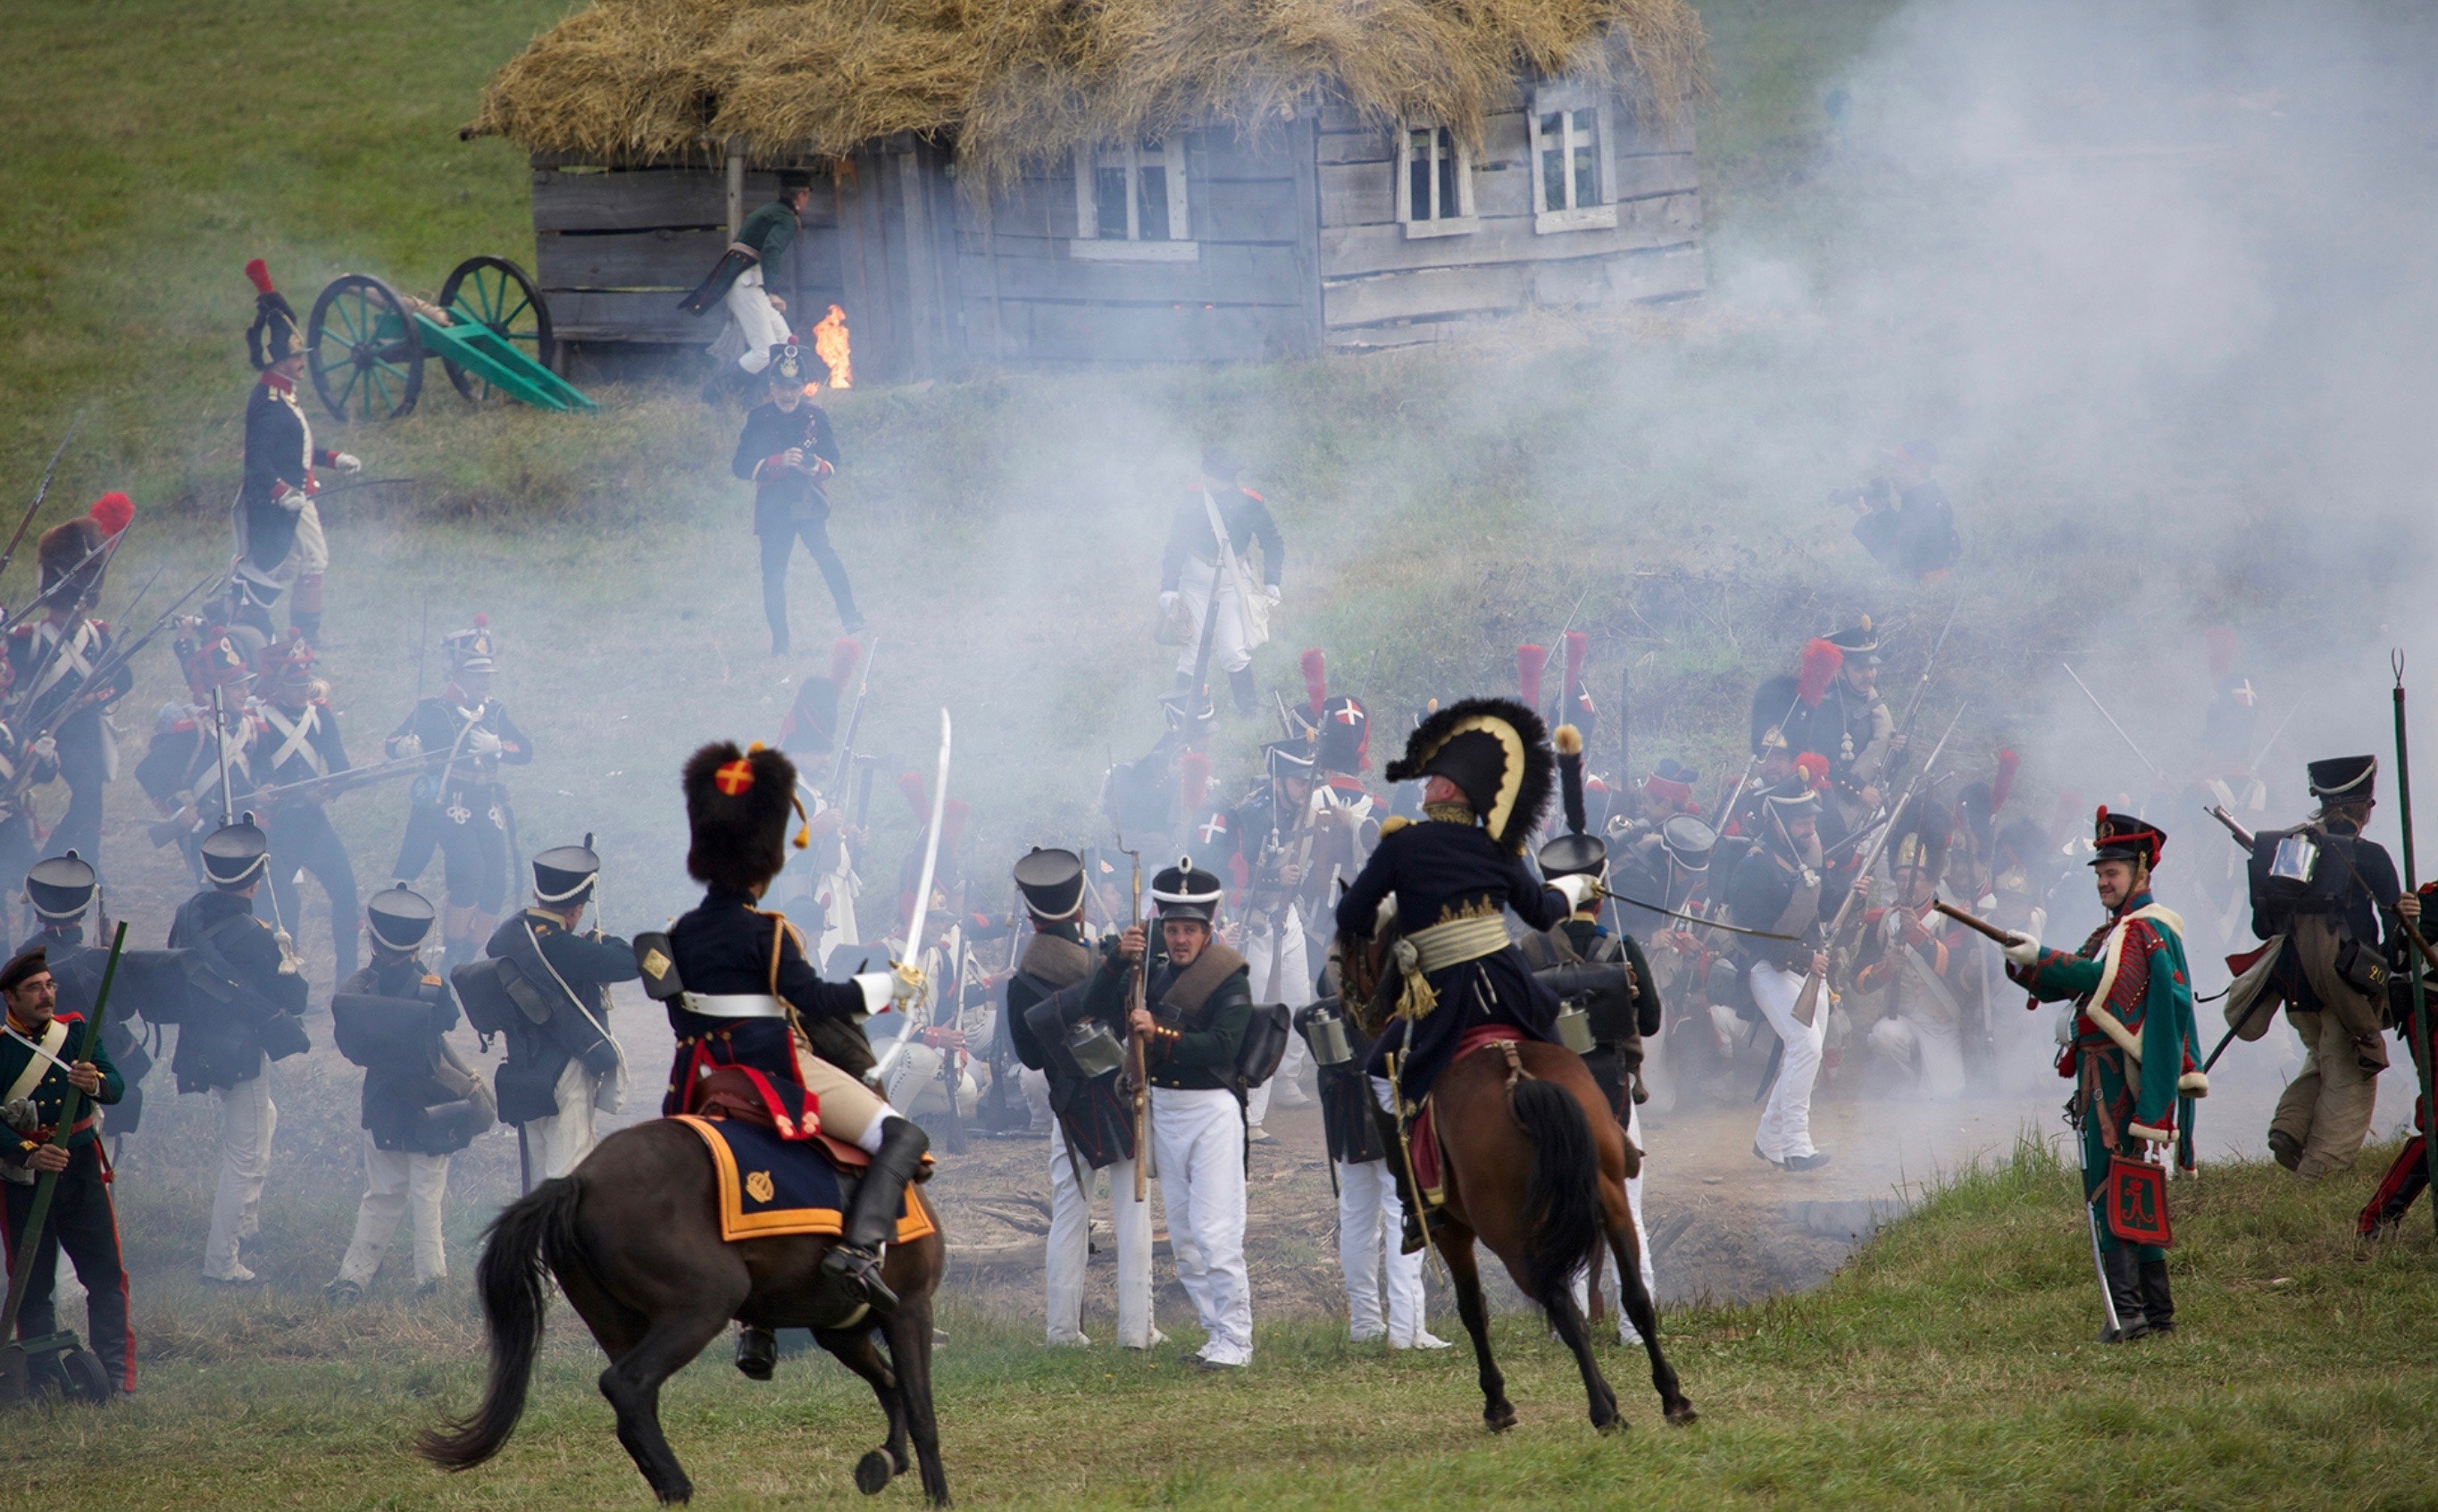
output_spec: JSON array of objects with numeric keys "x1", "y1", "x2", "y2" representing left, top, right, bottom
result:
[
  {"x1": 1071, "y1": 140, "x2": 1198, "y2": 263},
  {"x1": 1527, "y1": 83, "x2": 1618, "y2": 234},
  {"x1": 1394, "y1": 120, "x2": 1477, "y2": 239}
]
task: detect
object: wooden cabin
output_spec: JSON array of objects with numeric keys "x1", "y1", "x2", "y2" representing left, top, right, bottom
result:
[{"x1": 473, "y1": 0, "x2": 1707, "y2": 384}]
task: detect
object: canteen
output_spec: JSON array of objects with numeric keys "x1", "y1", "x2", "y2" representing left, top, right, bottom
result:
[
  {"x1": 1303, "y1": 1002, "x2": 1355, "y2": 1065},
  {"x1": 1063, "y1": 1018, "x2": 1126, "y2": 1081},
  {"x1": 1555, "y1": 1002, "x2": 1597, "y2": 1055}
]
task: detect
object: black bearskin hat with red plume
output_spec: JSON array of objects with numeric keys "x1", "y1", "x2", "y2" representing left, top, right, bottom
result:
[{"x1": 684, "y1": 741, "x2": 799, "y2": 893}]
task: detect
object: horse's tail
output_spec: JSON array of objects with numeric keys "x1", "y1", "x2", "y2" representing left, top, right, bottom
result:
[
  {"x1": 1511, "y1": 1076, "x2": 1605, "y2": 1307},
  {"x1": 418, "y1": 1175, "x2": 589, "y2": 1471}
]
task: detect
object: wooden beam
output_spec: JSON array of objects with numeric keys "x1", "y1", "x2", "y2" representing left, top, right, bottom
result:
[{"x1": 1318, "y1": 193, "x2": 1698, "y2": 280}]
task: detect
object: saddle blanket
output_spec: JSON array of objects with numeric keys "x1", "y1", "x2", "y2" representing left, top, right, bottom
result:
[
  {"x1": 674, "y1": 1115, "x2": 936, "y2": 1245},
  {"x1": 1408, "y1": 1025, "x2": 1526, "y2": 1204}
]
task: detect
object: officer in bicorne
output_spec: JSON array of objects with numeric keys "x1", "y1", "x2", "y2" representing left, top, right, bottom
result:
[
  {"x1": 1088, "y1": 858, "x2": 1254, "y2": 1368},
  {"x1": 0, "y1": 940, "x2": 131, "y2": 1399},
  {"x1": 479, "y1": 842, "x2": 635, "y2": 1183},
  {"x1": 169, "y1": 817, "x2": 310, "y2": 1285},
  {"x1": 2003, "y1": 809, "x2": 2206, "y2": 1341},
  {"x1": 1002, "y1": 847, "x2": 1156, "y2": 1349},
  {"x1": 235, "y1": 259, "x2": 360, "y2": 643},
  {"x1": 326, "y1": 886, "x2": 488, "y2": 1304},
  {"x1": 650, "y1": 740, "x2": 926, "y2": 1377}
]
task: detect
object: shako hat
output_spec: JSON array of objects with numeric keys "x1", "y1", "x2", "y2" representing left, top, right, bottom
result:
[
  {"x1": 2089, "y1": 806, "x2": 2166, "y2": 869},
  {"x1": 245, "y1": 259, "x2": 302, "y2": 369},
  {"x1": 1537, "y1": 831, "x2": 1608, "y2": 882},
  {"x1": 1013, "y1": 847, "x2": 1086, "y2": 921},
  {"x1": 1263, "y1": 737, "x2": 1315, "y2": 782},
  {"x1": 1385, "y1": 697, "x2": 1555, "y2": 855},
  {"x1": 1643, "y1": 758, "x2": 1699, "y2": 810},
  {"x1": 1759, "y1": 775, "x2": 1822, "y2": 823},
  {"x1": 768, "y1": 340, "x2": 810, "y2": 386},
  {"x1": 1823, "y1": 616, "x2": 1880, "y2": 664},
  {"x1": 25, "y1": 852, "x2": 96, "y2": 924},
  {"x1": 1661, "y1": 814, "x2": 1717, "y2": 871},
  {"x1": 684, "y1": 740, "x2": 806, "y2": 895},
  {"x1": 1149, "y1": 857, "x2": 1224, "y2": 923},
  {"x1": 261, "y1": 627, "x2": 316, "y2": 695},
  {"x1": 2307, "y1": 755, "x2": 2376, "y2": 802},
  {"x1": 366, "y1": 883, "x2": 437, "y2": 953},
  {"x1": 533, "y1": 837, "x2": 602, "y2": 906},
  {"x1": 202, "y1": 815, "x2": 271, "y2": 888},
  {"x1": 442, "y1": 615, "x2": 496, "y2": 676}
]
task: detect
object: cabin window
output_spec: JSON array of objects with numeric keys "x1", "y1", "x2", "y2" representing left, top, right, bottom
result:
[
  {"x1": 1395, "y1": 122, "x2": 1477, "y2": 239},
  {"x1": 1527, "y1": 85, "x2": 1619, "y2": 234},
  {"x1": 1073, "y1": 140, "x2": 1198, "y2": 262}
]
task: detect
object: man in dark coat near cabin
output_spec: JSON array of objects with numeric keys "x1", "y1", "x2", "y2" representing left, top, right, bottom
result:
[{"x1": 731, "y1": 341, "x2": 862, "y2": 653}]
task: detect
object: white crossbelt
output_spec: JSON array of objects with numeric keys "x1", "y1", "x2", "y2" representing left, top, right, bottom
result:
[
  {"x1": 4, "y1": 1020, "x2": 70, "y2": 1105},
  {"x1": 31, "y1": 622, "x2": 97, "y2": 701},
  {"x1": 259, "y1": 702, "x2": 326, "y2": 775},
  {"x1": 680, "y1": 992, "x2": 791, "y2": 1020}
]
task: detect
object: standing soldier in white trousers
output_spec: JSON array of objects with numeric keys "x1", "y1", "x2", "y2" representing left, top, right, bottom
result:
[
  {"x1": 1156, "y1": 448, "x2": 1282, "y2": 717},
  {"x1": 1726, "y1": 780, "x2": 1837, "y2": 1172},
  {"x1": 1298, "y1": 990, "x2": 1449, "y2": 1349}
]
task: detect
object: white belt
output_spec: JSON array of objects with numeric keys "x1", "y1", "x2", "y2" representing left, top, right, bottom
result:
[{"x1": 679, "y1": 993, "x2": 789, "y2": 1020}]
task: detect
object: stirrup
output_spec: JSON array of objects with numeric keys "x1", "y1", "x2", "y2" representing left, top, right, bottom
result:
[
  {"x1": 821, "y1": 1243, "x2": 899, "y2": 1311},
  {"x1": 735, "y1": 1325, "x2": 777, "y2": 1381}
]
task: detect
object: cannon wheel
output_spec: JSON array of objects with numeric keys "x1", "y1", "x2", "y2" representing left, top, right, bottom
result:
[
  {"x1": 438, "y1": 255, "x2": 555, "y2": 405},
  {"x1": 307, "y1": 274, "x2": 423, "y2": 422}
]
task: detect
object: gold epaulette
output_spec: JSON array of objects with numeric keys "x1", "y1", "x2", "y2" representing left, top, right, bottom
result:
[{"x1": 1379, "y1": 815, "x2": 1411, "y2": 838}]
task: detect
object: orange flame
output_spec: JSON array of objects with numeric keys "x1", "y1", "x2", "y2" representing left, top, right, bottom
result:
[{"x1": 812, "y1": 305, "x2": 852, "y2": 388}]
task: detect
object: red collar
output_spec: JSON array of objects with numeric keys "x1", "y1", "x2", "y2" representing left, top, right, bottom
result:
[{"x1": 260, "y1": 370, "x2": 296, "y2": 395}]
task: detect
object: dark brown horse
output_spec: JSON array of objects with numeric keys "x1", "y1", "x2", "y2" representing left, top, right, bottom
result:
[
  {"x1": 418, "y1": 1119, "x2": 948, "y2": 1505},
  {"x1": 1426, "y1": 1038, "x2": 1696, "y2": 1433}
]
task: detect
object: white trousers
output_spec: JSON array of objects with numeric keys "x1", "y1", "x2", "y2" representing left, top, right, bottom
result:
[
  {"x1": 522, "y1": 1059, "x2": 602, "y2": 1182},
  {"x1": 1019, "y1": 1066, "x2": 1055, "y2": 1133},
  {"x1": 337, "y1": 1140, "x2": 452, "y2": 1288},
  {"x1": 1172, "y1": 558, "x2": 1250, "y2": 677},
  {"x1": 1046, "y1": 1132, "x2": 1156, "y2": 1348},
  {"x1": 1866, "y1": 1014, "x2": 1967, "y2": 1100},
  {"x1": 205, "y1": 1073, "x2": 277, "y2": 1279},
  {"x1": 1242, "y1": 910, "x2": 1312, "y2": 1126},
  {"x1": 1751, "y1": 961, "x2": 1825, "y2": 1163},
  {"x1": 1151, "y1": 1086, "x2": 1251, "y2": 1365},
  {"x1": 1337, "y1": 1157, "x2": 1431, "y2": 1344},
  {"x1": 727, "y1": 266, "x2": 792, "y2": 373},
  {"x1": 1569, "y1": 1100, "x2": 1657, "y2": 1343}
]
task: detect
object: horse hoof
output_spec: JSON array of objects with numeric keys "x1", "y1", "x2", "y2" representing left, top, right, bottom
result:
[
  {"x1": 855, "y1": 1450, "x2": 895, "y2": 1495},
  {"x1": 1484, "y1": 1406, "x2": 1517, "y2": 1433},
  {"x1": 1666, "y1": 1402, "x2": 1700, "y2": 1427}
]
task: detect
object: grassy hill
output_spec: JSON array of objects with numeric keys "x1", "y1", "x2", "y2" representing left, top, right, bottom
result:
[{"x1": 17, "y1": 1139, "x2": 2435, "y2": 1508}]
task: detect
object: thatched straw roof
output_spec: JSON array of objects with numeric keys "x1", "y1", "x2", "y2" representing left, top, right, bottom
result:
[{"x1": 469, "y1": 0, "x2": 1707, "y2": 189}]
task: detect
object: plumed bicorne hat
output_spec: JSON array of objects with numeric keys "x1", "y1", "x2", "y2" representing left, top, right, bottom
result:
[
  {"x1": 1384, "y1": 696, "x2": 1555, "y2": 855},
  {"x1": 684, "y1": 740, "x2": 808, "y2": 895},
  {"x1": 25, "y1": 852, "x2": 96, "y2": 925},
  {"x1": 2308, "y1": 755, "x2": 2375, "y2": 803},
  {"x1": 2089, "y1": 806, "x2": 2167, "y2": 870},
  {"x1": 366, "y1": 883, "x2": 437, "y2": 953},
  {"x1": 1149, "y1": 856, "x2": 1224, "y2": 923},
  {"x1": 1013, "y1": 847, "x2": 1085, "y2": 922},
  {"x1": 246, "y1": 259, "x2": 303, "y2": 370}
]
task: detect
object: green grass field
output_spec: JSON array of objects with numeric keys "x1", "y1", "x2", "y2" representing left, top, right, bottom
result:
[{"x1": 15, "y1": 1140, "x2": 2435, "y2": 1508}]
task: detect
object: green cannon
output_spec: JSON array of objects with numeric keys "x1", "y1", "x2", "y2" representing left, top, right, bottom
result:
[{"x1": 305, "y1": 256, "x2": 595, "y2": 421}]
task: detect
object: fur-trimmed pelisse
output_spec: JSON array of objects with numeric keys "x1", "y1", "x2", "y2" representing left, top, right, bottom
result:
[
  {"x1": 1384, "y1": 695, "x2": 1553, "y2": 853},
  {"x1": 683, "y1": 740, "x2": 800, "y2": 893}
]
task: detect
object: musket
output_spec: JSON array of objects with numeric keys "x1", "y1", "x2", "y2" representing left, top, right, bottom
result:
[
  {"x1": 9, "y1": 573, "x2": 212, "y2": 778},
  {"x1": 1897, "y1": 597, "x2": 1962, "y2": 738},
  {"x1": 213, "y1": 685, "x2": 234, "y2": 825},
  {"x1": 2243, "y1": 700, "x2": 2303, "y2": 777},
  {"x1": 1115, "y1": 827, "x2": 1149, "y2": 1202},
  {"x1": 414, "y1": 588, "x2": 430, "y2": 701},
  {"x1": 2205, "y1": 804, "x2": 2256, "y2": 850},
  {"x1": 147, "y1": 753, "x2": 432, "y2": 846},
  {"x1": 1930, "y1": 897, "x2": 2015, "y2": 946},
  {"x1": 870, "y1": 709, "x2": 952, "y2": 1086},
  {"x1": 1792, "y1": 705, "x2": 1967, "y2": 1027},
  {"x1": 2062, "y1": 663, "x2": 2168, "y2": 784},
  {"x1": 0, "y1": 414, "x2": 84, "y2": 586},
  {"x1": 1712, "y1": 681, "x2": 1804, "y2": 833},
  {"x1": 828, "y1": 636, "x2": 878, "y2": 789},
  {"x1": 7, "y1": 533, "x2": 136, "y2": 721},
  {"x1": 2393, "y1": 649, "x2": 2438, "y2": 1238},
  {"x1": 0, "y1": 533, "x2": 120, "y2": 641}
]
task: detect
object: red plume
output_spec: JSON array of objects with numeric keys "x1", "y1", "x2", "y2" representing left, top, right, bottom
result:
[
  {"x1": 1516, "y1": 644, "x2": 1548, "y2": 707},
  {"x1": 939, "y1": 798, "x2": 970, "y2": 850},
  {"x1": 472, "y1": 613, "x2": 489, "y2": 628},
  {"x1": 1795, "y1": 752, "x2": 1831, "y2": 791},
  {"x1": 1796, "y1": 639, "x2": 1843, "y2": 707},
  {"x1": 829, "y1": 637, "x2": 862, "y2": 691},
  {"x1": 88, "y1": 492, "x2": 134, "y2": 536},
  {"x1": 896, "y1": 771, "x2": 927, "y2": 819},
  {"x1": 245, "y1": 258, "x2": 275, "y2": 294},
  {"x1": 1562, "y1": 630, "x2": 1589, "y2": 697},
  {"x1": 1991, "y1": 749, "x2": 2020, "y2": 812},
  {"x1": 2205, "y1": 626, "x2": 2237, "y2": 680},
  {"x1": 1179, "y1": 749, "x2": 1210, "y2": 809},
  {"x1": 1300, "y1": 648, "x2": 1327, "y2": 719}
]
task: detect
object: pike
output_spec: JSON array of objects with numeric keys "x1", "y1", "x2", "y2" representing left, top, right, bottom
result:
[
  {"x1": 869, "y1": 709, "x2": 952, "y2": 1087},
  {"x1": 2392, "y1": 650, "x2": 2438, "y2": 1238},
  {"x1": 828, "y1": 636, "x2": 878, "y2": 789},
  {"x1": 2062, "y1": 663, "x2": 2168, "y2": 784},
  {"x1": 0, "y1": 414, "x2": 85, "y2": 586},
  {"x1": 1792, "y1": 705, "x2": 1967, "y2": 1027},
  {"x1": 1115, "y1": 829, "x2": 1151, "y2": 1201}
]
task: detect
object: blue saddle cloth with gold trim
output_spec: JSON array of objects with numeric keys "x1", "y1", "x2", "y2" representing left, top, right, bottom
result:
[{"x1": 673, "y1": 1115, "x2": 935, "y2": 1244}]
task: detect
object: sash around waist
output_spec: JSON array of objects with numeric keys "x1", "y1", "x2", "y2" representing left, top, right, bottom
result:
[
  {"x1": 1405, "y1": 914, "x2": 1514, "y2": 974},
  {"x1": 681, "y1": 993, "x2": 790, "y2": 1020}
]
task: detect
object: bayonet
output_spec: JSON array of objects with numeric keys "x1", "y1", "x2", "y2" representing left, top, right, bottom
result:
[
  {"x1": 0, "y1": 414, "x2": 85, "y2": 585},
  {"x1": 2062, "y1": 663, "x2": 2167, "y2": 783}
]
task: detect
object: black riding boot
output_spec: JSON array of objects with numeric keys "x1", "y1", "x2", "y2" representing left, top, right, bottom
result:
[
  {"x1": 2138, "y1": 1258, "x2": 2175, "y2": 1334},
  {"x1": 821, "y1": 1116, "x2": 930, "y2": 1312},
  {"x1": 2100, "y1": 1246, "x2": 2151, "y2": 1343},
  {"x1": 735, "y1": 1325, "x2": 777, "y2": 1381}
]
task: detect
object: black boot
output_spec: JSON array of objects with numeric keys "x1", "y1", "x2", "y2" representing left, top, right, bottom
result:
[
  {"x1": 2100, "y1": 1246, "x2": 2150, "y2": 1343},
  {"x1": 735, "y1": 1325, "x2": 777, "y2": 1381},
  {"x1": 2138, "y1": 1258, "x2": 2175, "y2": 1334},
  {"x1": 820, "y1": 1117, "x2": 930, "y2": 1313},
  {"x1": 1228, "y1": 667, "x2": 1259, "y2": 715}
]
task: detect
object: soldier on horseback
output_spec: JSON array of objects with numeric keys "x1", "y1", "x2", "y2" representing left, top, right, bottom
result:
[{"x1": 655, "y1": 740, "x2": 927, "y2": 1379}]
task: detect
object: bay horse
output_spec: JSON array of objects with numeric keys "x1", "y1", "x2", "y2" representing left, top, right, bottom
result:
[
  {"x1": 417, "y1": 1119, "x2": 948, "y2": 1505},
  {"x1": 1426, "y1": 1036, "x2": 1697, "y2": 1433}
]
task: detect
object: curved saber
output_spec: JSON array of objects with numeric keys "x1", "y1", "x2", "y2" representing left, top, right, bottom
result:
[{"x1": 870, "y1": 708, "x2": 952, "y2": 1084}]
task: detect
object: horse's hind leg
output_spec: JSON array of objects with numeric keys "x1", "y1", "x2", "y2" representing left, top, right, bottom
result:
[
  {"x1": 816, "y1": 1323, "x2": 910, "y2": 1491},
  {"x1": 1438, "y1": 1230, "x2": 1515, "y2": 1433},
  {"x1": 1543, "y1": 1279, "x2": 1622, "y2": 1433},
  {"x1": 597, "y1": 1302, "x2": 732, "y2": 1504},
  {"x1": 1613, "y1": 1241, "x2": 1698, "y2": 1426},
  {"x1": 883, "y1": 1288, "x2": 950, "y2": 1506}
]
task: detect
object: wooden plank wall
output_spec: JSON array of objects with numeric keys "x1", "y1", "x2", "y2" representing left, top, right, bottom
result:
[
  {"x1": 529, "y1": 157, "x2": 847, "y2": 350},
  {"x1": 955, "y1": 127, "x2": 1319, "y2": 365},
  {"x1": 1314, "y1": 92, "x2": 1704, "y2": 350}
]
